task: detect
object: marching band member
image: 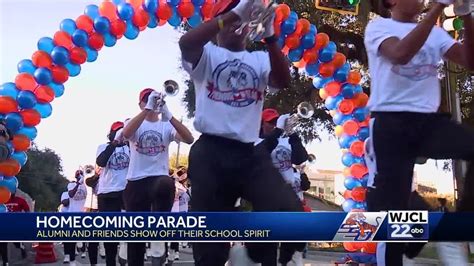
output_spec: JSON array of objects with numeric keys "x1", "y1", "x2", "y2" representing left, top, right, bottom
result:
[
  {"x1": 122, "y1": 88, "x2": 194, "y2": 266},
  {"x1": 179, "y1": 0, "x2": 304, "y2": 264},
  {"x1": 365, "y1": 0, "x2": 474, "y2": 264}
]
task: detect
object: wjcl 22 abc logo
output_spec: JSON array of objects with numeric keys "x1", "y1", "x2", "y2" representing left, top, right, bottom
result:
[{"x1": 388, "y1": 211, "x2": 429, "y2": 240}]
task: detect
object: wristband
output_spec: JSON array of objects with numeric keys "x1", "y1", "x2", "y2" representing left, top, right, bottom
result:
[
  {"x1": 217, "y1": 17, "x2": 225, "y2": 30},
  {"x1": 264, "y1": 35, "x2": 278, "y2": 44}
]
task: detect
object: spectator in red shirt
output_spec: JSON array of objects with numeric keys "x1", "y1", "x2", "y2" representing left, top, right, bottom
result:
[{"x1": 5, "y1": 194, "x2": 30, "y2": 213}]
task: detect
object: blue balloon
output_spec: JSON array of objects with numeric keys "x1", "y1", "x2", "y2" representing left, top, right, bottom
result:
[
  {"x1": 319, "y1": 46, "x2": 336, "y2": 62},
  {"x1": 187, "y1": 10, "x2": 202, "y2": 28},
  {"x1": 144, "y1": 0, "x2": 158, "y2": 12},
  {"x1": 17, "y1": 59, "x2": 36, "y2": 75},
  {"x1": 94, "y1": 16, "x2": 111, "y2": 34},
  {"x1": 124, "y1": 22, "x2": 140, "y2": 39},
  {"x1": 354, "y1": 201, "x2": 367, "y2": 210},
  {"x1": 6, "y1": 142, "x2": 13, "y2": 155},
  {"x1": 0, "y1": 177, "x2": 18, "y2": 194},
  {"x1": 342, "y1": 153, "x2": 356, "y2": 167},
  {"x1": 335, "y1": 67, "x2": 349, "y2": 82},
  {"x1": 327, "y1": 41, "x2": 337, "y2": 51},
  {"x1": 0, "y1": 204, "x2": 7, "y2": 213},
  {"x1": 33, "y1": 68, "x2": 53, "y2": 85},
  {"x1": 72, "y1": 29, "x2": 89, "y2": 47},
  {"x1": 113, "y1": 0, "x2": 125, "y2": 4},
  {"x1": 33, "y1": 103, "x2": 53, "y2": 119},
  {"x1": 354, "y1": 156, "x2": 365, "y2": 166},
  {"x1": 104, "y1": 33, "x2": 117, "y2": 47},
  {"x1": 358, "y1": 127, "x2": 370, "y2": 141},
  {"x1": 11, "y1": 151, "x2": 27, "y2": 167},
  {"x1": 341, "y1": 84, "x2": 356, "y2": 99},
  {"x1": 148, "y1": 15, "x2": 159, "y2": 28},
  {"x1": 342, "y1": 199, "x2": 356, "y2": 212},
  {"x1": 309, "y1": 24, "x2": 317, "y2": 34},
  {"x1": 0, "y1": 83, "x2": 19, "y2": 99},
  {"x1": 288, "y1": 48, "x2": 303, "y2": 62},
  {"x1": 306, "y1": 63, "x2": 320, "y2": 76},
  {"x1": 5, "y1": 113, "x2": 23, "y2": 133},
  {"x1": 117, "y1": 3, "x2": 134, "y2": 20},
  {"x1": 84, "y1": 4, "x2": 100, "y2": 20},
  {"x1": 37, "y1": 37, "x2": 54, "y2": 53},
  {"x1": 333, "y1": 113, "x2": 352, "y2": 125},
  {"x1": 360, "y1": 174, "x2": 369, "y2": 187},
  {"x1": 312, "y1": 76, "x2": 334, "y2": 89},
  {"x1": 60, "y1": 19, "x2": 77, "y2": 35},
  {"x1": 192, "y1": 0, "x2": 205, "y2": 5},
  {"x1": 168, "y1": 10, "x2": 181, "y2": 27},
  {"x1": 277, "y1": 36, "x2": 285, "y2": 49},
  {"x1": 289, "y1": 11, "x2": 298, "y2": 20},
  {"x1": 167, "y1": 0, "x2": 180, "y2": 5},
  {"x1": 65, "y1": 63, "x2": 81, "y2": 77},
  {"x1": 51, "y1": 46, "x2": 70, "y2": 66},
  {"x1": 339, "y1": 134, "x2": 358, "y2": 149},
  {"x1": 344, "y1": 177, "x2": 362, "y2": 190},
  {"x1": 17, "y1": 91, "x2": 37, "y2": 109},
  {"x1": 325, "y1": 95, "x2": 343, "y2": 110},
  {"x1": 49, "y1": 83, "x2": 64, "y2": 98},
  {"x1": 354, "y1": 108, "x2": 369, "y2": 122},
  {"x1": 301, "y1": 33, "x2": 315, "y2": 49},
  {"x1": 86, "y1": 47, "x2": 99, "y2": 62},
  {"x1": 354, "y1": 85, "x2": 363, "y2": 94},
  {"x1": 281, "y1": 19, "x2": 297, "y2": 35},
  {"x1": 17, "y1": 127, "x2": 37, "y2": 140}
]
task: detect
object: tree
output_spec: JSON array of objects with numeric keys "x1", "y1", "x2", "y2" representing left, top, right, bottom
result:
[
  {"x1": 16, "y1": 144, "x2": 68, "y2": 211},
  {"x1": 169, "y1": 152, "x2": 189, "y2": 170}
]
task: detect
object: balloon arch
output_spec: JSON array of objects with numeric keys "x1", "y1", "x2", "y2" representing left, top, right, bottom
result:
[{"x1": 0, "y1": 0, "x2": 372, "y2": 248}]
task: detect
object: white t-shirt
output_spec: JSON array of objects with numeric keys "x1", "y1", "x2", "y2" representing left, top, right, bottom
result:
[
  {"x1": 364, "y1": 18, "x2": 456, "y2": 113},
  {"x1": 293, "y1": 169, "x2": 303, "y2": 201},
  {"x1": 182, "y1": 42, "x2": 272, "y2": 143},
  {"x1": 96, "y1": 144, "x2": 130, "y2": 194},
  {"x1": 125, "y1": 120, "x2": 177, "y2": 181},
  {"x1": 59, "y1": 192, "x2": 69, "y2": 212},
  {"x1": 67, "y1": 181, "x2": 87, "y2": 212},
  {"x1": 84, "y1": 185, "x2": 98, "y2": 210},
  {"x1": 270, "y1": 137, "x2": 294, "y2": 183},
  {"x1": 178, "y1": 185, "x2": 190, "y2": 212}
]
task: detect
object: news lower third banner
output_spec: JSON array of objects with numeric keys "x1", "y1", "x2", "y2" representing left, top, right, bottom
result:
[{"x1": 0, "y1": 211, "x2": 473, "y2": 242}]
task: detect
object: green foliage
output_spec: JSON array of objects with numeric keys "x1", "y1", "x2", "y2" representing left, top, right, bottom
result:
[{"x1": 16, "y1": 144, "x2": 68, "y2": 211}]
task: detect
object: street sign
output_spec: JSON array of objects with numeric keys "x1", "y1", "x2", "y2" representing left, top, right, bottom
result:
[{"x1": 315, "y1": 0, "x2": 360, "y2": 15}]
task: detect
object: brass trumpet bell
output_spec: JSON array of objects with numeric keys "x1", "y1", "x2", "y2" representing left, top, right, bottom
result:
[{"x1": 163, "y1": 80, "x2": 179, "y2": 97}]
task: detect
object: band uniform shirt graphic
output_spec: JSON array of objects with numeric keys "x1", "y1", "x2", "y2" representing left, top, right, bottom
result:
[
  {"x1": 364, "y1": 18, "x2": 457, "y2": 113},
  {"x1": 67, "y1": 181, "x2": 87, "y2": 212},
  {"x1": 271, "y1": 137, "x2": 294, "y2": 184},
  {"x1": 182, "y1": 42, "x2": 273, "y2": 143},
  {"x1": 125, "y1": 120, "x2": 177, "y2": 181},
  {"x1": 96, "y1": 143, "x2": 130, "y2": 195}
]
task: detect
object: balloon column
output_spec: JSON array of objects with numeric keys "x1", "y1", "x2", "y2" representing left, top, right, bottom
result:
[{"x1": 0, "y1": 1, "x2": 369, "y2": 214}]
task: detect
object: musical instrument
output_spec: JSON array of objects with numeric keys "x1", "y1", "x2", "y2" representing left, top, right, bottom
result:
[
  {"x1": 282, "y1": 102, "x2": 315, "y2": 137},
  {"x1": 83, "y1": 165, "x2": 96, "y2": 179},
  {"x1": 156, "y1": 80, "x2": 179, "y2": 108},
  {"x1": 235, "y1": 0, "x2": 277, "y2": 41}
]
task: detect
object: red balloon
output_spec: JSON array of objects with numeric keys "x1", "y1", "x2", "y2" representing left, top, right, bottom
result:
[
  {"x1": 324, "y1": 81, "x2": 341, "y2": 97},
  {"x1": 51, "y1": 66, "x2": 69, "y2": 84},
  {"x1": 348, "y1": 71, "x2": 362, "y2": 85},
  {"x1": 200, "y1": 1, "x2": 213, "y2": 20},
  {"x1": 359, "y1": 117, "x2": 370, "y2": 127},
  {"x1": 127, "y1": 0, "x2": 143, "y2": 9},
  {"x1": 319, "y1": 63, "x2": 335, "y2": 78},
  {"x1": 315, "y1": 33, "x2": 329, "y2": 49},
  {"x1": 53, "y1": 31, "x2": 74, "y2": 49},
  {"x1": 351, "y1": 187, "x2": 367, "y2": 202},
  {"x1": 350, "y1": 141, "x2": 365, "y2": 157},
  {"x1": 132, "y1": 8, "x2": 150, "y2": 28},
  {"x1": 76, "y1": 15, "x2": 94, "y2": 34},
  {"x1": 351, "y1": 163, "x2": 368, "y2": 179},
  {"x1": 362, "y1": 242, "x2": 377, "y2": 254},
  {"x1": 158, "y1": 19, "x2": 167, "y2": 26},
  {"x1": 0, "y1": 187, "x2": 11, "y2": 205},
  {"x1": 69, "y1": 47, "x2": 87, "y2": 65},
  {"x1": 15, "y1": 73, "x2": 37, "y2": 91},
  {"x1": 177, "y1": 2, "x2": 195, "y2": 18},
  {"x1": 88, "y1": 33, "x2": 105, "y2": 51},
  {"x1": 34, "y1": 85, "x2": 55, "y2": 103},
  {"x1": 157, "y1": 3, "x2": 173, "y2": 20},
  {"x1": 20, "y1": 109, "x2": 41, "y2": 127},
  {"x1": 0, "y1": 96, "x2": 18, "y2": 113},
  {"x1": 338, "y1": 99, "x2": 355, "y2": 115},
  {"x1": 273, "y1": 20, "x2": 282, "y2": 37},
  {"x1": 343, "y1": 167, "x2": 351, "y2": 177},
  {"x1": 353, "y1": 92, "x2": 369, "y2": 108},
  {"x1": 99, "y1": 1, "x2": 118, "y2": 21},
  {"x1": 343, "y1": 120, "x2": 360, "y2": 136},
  {"x1": 0, "y1": 159, "x2": 21, "y2": 177},
  {"x1": 12, "y1": 134, "x2": 30, "y2": 152},
  {"x1": 32, "y1": 51, "x2": 53, "y2": 68},
  {"x1": 110, "y1": 20, "x2": 127, "y2": 39},
  {"x1": 297, "y1": 19, "x2": 311, "y2": 35},
  {"x1": 285, "y1": 34, "x2": 300, "y2": 49},
  {"x1": 343, "y1": 190, "x2": 352, "y2": 200},
  {"x1": 303, "y1": 48, "x2": 318, "y2": 64},
  {"x1": 343, "y1": 242, "x2": 358, "y2": 252},
  {"x1": 275, "y1": 4, "x2": 290, "y2": 21},
  {"x1": 331, "y1": 53, "x2": 347, "y2": 69}
]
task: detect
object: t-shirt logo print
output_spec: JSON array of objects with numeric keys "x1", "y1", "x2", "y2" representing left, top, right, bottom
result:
[
  {"x1": 207, "y1": 59, "x2": 263, "y2": 107},
  {"x1": 391, "y1": 47, "x2": 438, "y2": 81},
  {"x1": 272, "y1": 145, "x2": 292, "y2": 171},
  {"x1": 136, "y1": 130, "x2": 166, "y2": 156},
  {"x1": 108, "y1": 151, "x2": 130, "y2": 170}
]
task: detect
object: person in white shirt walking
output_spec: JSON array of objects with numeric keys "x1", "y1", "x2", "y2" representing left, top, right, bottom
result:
[
  {"x1": 122, "y1": 88, "x2": 194, "y2": 266},
  {"x1": 364, "y1": 0, "x2": 474, "y2": 264}
]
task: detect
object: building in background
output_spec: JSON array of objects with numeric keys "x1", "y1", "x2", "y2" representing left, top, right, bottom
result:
[{"x1": 305, "y1": 168, "x2": 346, "y2": 205}]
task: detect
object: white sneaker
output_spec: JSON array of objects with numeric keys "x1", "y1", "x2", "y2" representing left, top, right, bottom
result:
[
  {"x1": 146, "y1": 248, "x2": 151, "y2": 258},
  {"x1": 290, "y1": 251, "x2": 303, "y2": 266},
  {"x1": 69, "y1": 261, "x2": 76, "y2": 266},
  {"x1": 63, "y1": 254, "x2": 70, "y2": 263},
  {"x1": 99, "y1": 242, "x2": 105, "y2": 258},
  {"x1": 168, "y1": 249, "x2": 175, "y2": 261},
  {"x1": 81, "y1": 252, "x2": 86, "y2": 258},
  {"x1": 174, "y1": 251, "x2": 180, "y2": 260},
  {"x1": 437, "y1": 242, "x2": 469, "y2": 265},
  {"x1": 403, "y1": 255, "x2": 416, "y2": 266}
]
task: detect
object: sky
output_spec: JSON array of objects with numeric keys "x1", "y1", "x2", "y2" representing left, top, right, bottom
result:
[{"x1": 0, "y1": 0, "x2": 456, "y2": 194}]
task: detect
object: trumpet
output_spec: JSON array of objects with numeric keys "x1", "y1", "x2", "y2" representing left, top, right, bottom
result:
[
  {"x1": 83, "y1": 165, "x2": 95, "y2": 179},
  {"x1": 235, "y1": 0, "x2": 277, "y2": 41},
  {"x1": 282, "y1": 102, "x2": 315, "y2": 137},
  {"x1": 156, "y1": 80, "x2": 179, "y2": 107}
]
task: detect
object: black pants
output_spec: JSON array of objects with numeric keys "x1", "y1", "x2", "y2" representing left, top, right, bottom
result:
[
  {"x1": 123, "y1": 176, "x2": 175, "y2": 266},
  {"x1": 0, "y1": 243, "x2": 7, "y2": 265},
  {"x1": 367, "y1": 112, "x2": 474, "y2": 265},
  {"x1": 170, "y1": 242, "x2": 179, "y2": 252},
  {"x1": 189, "y1": 134, "x2": 304, "y2": 266},
  {"x1": 98, "y1": 191, "x2": 124, "y2": 266},
  {"x1": 88, "y1": 242, "x2": 99, "y2": 264},
  {"x1": 63, "y1": 242, "x2": 76, "y2": 261}
]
